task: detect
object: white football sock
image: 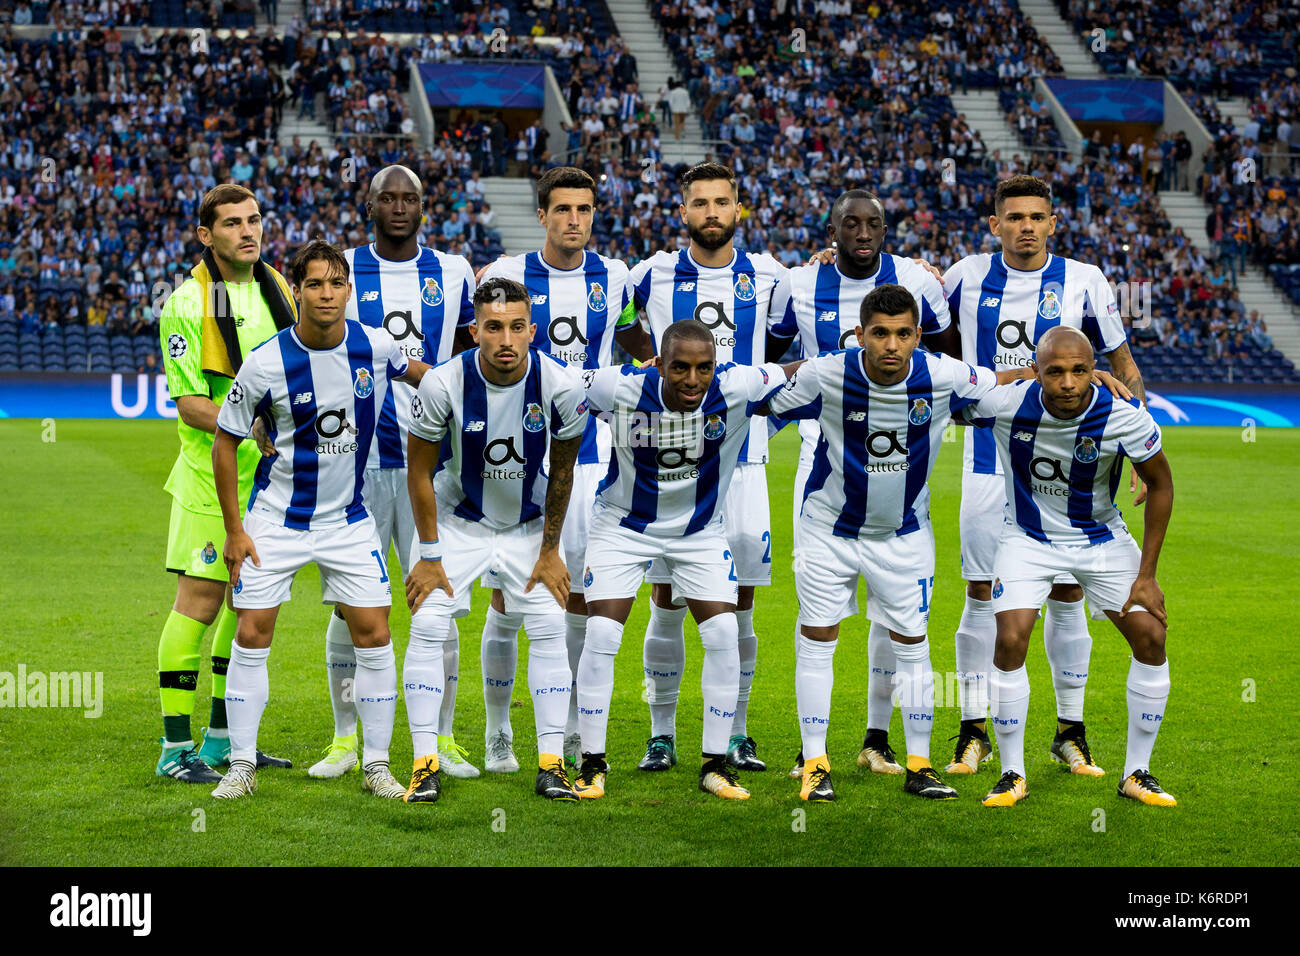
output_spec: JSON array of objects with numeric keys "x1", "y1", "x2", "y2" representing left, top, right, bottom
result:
[
  {"x1": 795, "y1": 634, "x2": 835, "y2": 759},
  {"x1": 866, "y1": 620, "x2": 897, "y2": 733},
  {"x1": 481, "y1": 607, "x2": 521, "y2": 741},
  {"x1": 324, "y1": 612, "x2": 357, "y2": 738},
  {"x1": 1043, "y1": 598, "x2": 1091, "y2": 723},
  {"x1": 955, "y1": 595, "x2": 994, "y2": 720},
  {"x1": 404, "y1": 613, "x2": 449, "y2": 759},
  {"x1": 893, "y1": 638, "x2": 934, "y2": 763},
  {"x1": 524, "y1": 613, "x2": 571, "y2": 757},
  {"x1": 439, "y1": 619, "x2": 460, "y2": 737},
  {"x1": 1124, "y1": 657, "x2": 1170, "y2": 779},
  {"x1": 698, "y1": 612, "x2": 740, "y2": 756},
  {"x1": 563, "y1": 611, "x2": 586, "y2": 736},
  {"x1": 990, "y1": 664, "x2": 1030, "y2": 778},
  {"x1": 644, "y1": 601, "x2": 687, "y2": 738},
  {"x1": 353, "y1": 643, "x2": 397, "y2": 767},
  {"x1": 225, "y1": 643, "x2": 269, "y2": 765},
  {"x1": 732, "y1": 608, "x2": 757, "y2": 738},
  {"x1": 577, "y1": 616, "x2": 623, "y2": 756}
]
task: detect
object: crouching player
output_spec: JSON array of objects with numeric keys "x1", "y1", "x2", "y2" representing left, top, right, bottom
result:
[
  {"x1": 960, "y1": 326, "x2": 1175, "y2": 808},
  {"x1": 211, "y1": 240, "x2": 431, "y2": 800},
  {"x1": 402, "y1": 278, "x2": 587, "y2": 804},
  {"x1": 572, "y1": 319, "x2": 796, "y2": 801}
]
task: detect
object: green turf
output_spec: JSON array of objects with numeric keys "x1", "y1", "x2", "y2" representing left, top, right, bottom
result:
[{"x1": 1, "y1": 419, "x2": 1296, "y2": 866}]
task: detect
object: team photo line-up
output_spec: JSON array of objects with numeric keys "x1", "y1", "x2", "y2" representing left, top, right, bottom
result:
[{"x1": 152, "y1": 161, "x2": 1175, "y2": 809}]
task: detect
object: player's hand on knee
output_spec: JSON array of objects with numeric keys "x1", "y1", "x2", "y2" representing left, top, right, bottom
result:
[
  {"x1": 1121, "y1": 575, "x2": 1166, "y2": 627},
  {"x1": 405, "y1": 559, "x2": 452, "y2": 613},
  {"x1": 526, "y1": 550, "x2": 570, "y2": 608},
  {"x1": 224, "y1": 531, "x2": 260, "y2": 588},
  {"x1": 1093, "y1": 369, "x2": 1133, "y2": 402}
]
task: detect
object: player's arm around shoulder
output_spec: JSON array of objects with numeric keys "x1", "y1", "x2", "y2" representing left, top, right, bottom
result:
[{"x1": 756, "y1": 355, "x2": 817, "y2": 418}]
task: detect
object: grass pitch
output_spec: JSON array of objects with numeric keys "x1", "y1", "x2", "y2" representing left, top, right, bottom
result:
[{"x1": 0, "y1": 420, "x2": 1296, "y2": 866}]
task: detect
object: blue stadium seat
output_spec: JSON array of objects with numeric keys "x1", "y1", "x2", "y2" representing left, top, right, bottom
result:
[{"x1": 0, "y1": 362, "x2": 18, "y2": 371}]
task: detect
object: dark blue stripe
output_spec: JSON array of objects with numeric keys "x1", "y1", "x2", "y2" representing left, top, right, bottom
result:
[
  {"x1": 519, "y1": 352, "x2": 546, "y2": 524},
  {"x1": 578, "y1": 252, "x2": 611, "y2": 465},
  {"x1": 1080, "y1": 286, "x2": 1104, "y2": 352},
  {"x1": 684, "y1": 376, "x2": 729, "y2": 534},
  {"x1": 453, "y1": 351, "x2": 486, "y2": 523},
  {"x1": 834, "y1": 350, "x2": 873, "y2": 538},
  {"x1": 876, "y1": 254, "x2": 898, "y2": 285},
  {"x1": 973, "y1": 257, "x2": 1009, "y2": 473},
  {"x1": 1008, "y1": 382, "x2": 1046, "y2": 542},
  {"x1": 620, "y1": 369, "x2": 663, "y2": 533},
  {"x1": 524, "y1": 252, "x2": 552, "y2": 352},
  {"x1": 417, "y1": 248, "x2": 448, "y2": 360},
  {"x1": 1032, "y1": 254, "x2": 1067, "y2": 340},
  {"x1": 668, "y1": 251, "x2": 699, "y2": 350},
  {"x1": 813, "y1": 263, "x2": 844, "y2": 355},
  {"x1": 344, "y1": 323, "x2": 378, "y2": 524},
  {"x1": 350, "y1": 246, "x2": 384, "y2": 327},
  {"x1": 247, "y1": 388, "x2": 276, "y2": 513},
  {"x1": 898, "y1": 353, "x2": 934, "y2": 536},
  {"x1": 803, "y1": 433, "x2": 834, "y2": 517},
  {"x1": 1065, "y1": 386, "x2": 1115, "y2": 543},
  {"x1": 731, "y1": 250, "x2": 757, "y2": 365},
  {"x1": 278, "y1": 333, "x2": 318, "y2": 530}
]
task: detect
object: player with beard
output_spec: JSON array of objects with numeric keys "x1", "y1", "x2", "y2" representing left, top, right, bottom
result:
[
  {"x1": 306, "y1": 166, "x2": 480, "y2": 781},
  {"x1": 620, "y1": 163, "x2": 788, "y2": 775},
  {"x1": 767, "y1": 189, "x2": 958, "y2": 779}
]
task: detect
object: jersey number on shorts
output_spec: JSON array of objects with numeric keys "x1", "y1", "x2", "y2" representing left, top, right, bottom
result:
[
  {"x1": 917, "y1": 576, "x2": 935, "y2": 614},
  {"x1": 723, "y1": 549, "x2": 737, "y2": 582},
  {"x1": 370, "y1": 549, "x2": 390, "y2": 584},
  {"x1": 761, "y1": 531, "x2": 771, "y2": 564}
]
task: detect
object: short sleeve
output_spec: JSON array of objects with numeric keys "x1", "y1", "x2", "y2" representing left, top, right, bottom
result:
[
  {"x1": 943, "y1": 356, "x2": 999, "y2": 413},
  {"x1": 159, "y1": 282, "x2": 208, "y2": 400},
  {"x1": 550, "y1": 365, "x2": 588, "y2": 441},
  {"x1": 582, "y1": 365, "x2": 623, "y2": 415},
  {"x1": 1082, "y1": 266, "x2": 1127, "y2": 354},
  {"x1": 959, "y1": 380, "x2": 1023, "y2": 426},
  {"x1": 942, "y1": 259, "x2": 965, "y2": 318},
  {"x1": 730, "y1": 361, "x2": 788, "y2": 413},
  {"x1": 457, "y1": 257, "x2": 477, "y2": 328},
  {"x1": 766, "y1": 357, "x2": 823, "y2": 419},
  {"x1": 768, "y1": 273, "x2": 797, "y2": 338},
  {"x1": 409, "y1": 365, "x2": 454, "y2": 443},
  {"x1": 1117, "y1": 401, "x2": 1162, "y2": 463},
  {"x1": 917, "y1": 268, "x2": 951, "y2": 335},
  {"x1": 215, "y1": 355, "x2": 262, "y2": 438}
]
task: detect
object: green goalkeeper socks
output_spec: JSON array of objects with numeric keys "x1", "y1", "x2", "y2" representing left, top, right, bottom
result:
[
  {"x1": 158, "y1": 610, "x2": 207, "y2": 743},
  {"x1": 208, "y1": 605, "x2": 237, "y2": 730}
]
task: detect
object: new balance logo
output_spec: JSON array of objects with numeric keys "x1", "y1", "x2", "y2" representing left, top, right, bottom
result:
[
  {"x1": 1013, "y1": 430, "x2": 1033, "y2": 442},
  {"x1": 360, "y1": 290, "x2": 379, "y2": 302},
  {"x1": 465, "y1": 420, "x2": 486, "y2": 432},
  {"x1": 847, "y1": 411, "x2": 866, "y2": 422},
  {"x1": 530, "y1": 294, "x2": 548, "y2": 305},
  {"x1": 293, "y1": 391, "x2": 313, "y2": 405},
  {"x1": 982, "y1": 296, "x2": 1001, "y2": 307},
  {"x1": 818, "y1": 310, "x2": 838, "y2": 322},
  {"x1": 676, "y1": 282, "x2": 696, "y2": 292}
]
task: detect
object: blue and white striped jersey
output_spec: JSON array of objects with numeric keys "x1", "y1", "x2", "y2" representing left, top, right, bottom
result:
[
  {"x1": 769, "y1": 349, "x2": 997, "y2": 538},
  {"x1": 944, "y1": 252, "x2": 1127, "y2": 476},
  {"x1": 626, "y1": 248, "x2": 787, "y2": 463},
  {"x1": 408, "y1": 348, "x2": 587, "y2": 532},
  {"x1": 768, "y1": 255, "x2": 951, "y2": 357},
  {"x1": 482, "y1": 250, "x2": 632, "y2": 465},
  {"x1": 217, "y1": 322, "x2": 409, "y2": 531},
  {"x1": 583, "y1": 361, "x2": 788, "y2": 537},
  {"x1": 344, "y1": 244, "x2": 476, "y2": 471},
  {"x1": 962, "y1": 380, "x2": 1162, "y2": 546}
]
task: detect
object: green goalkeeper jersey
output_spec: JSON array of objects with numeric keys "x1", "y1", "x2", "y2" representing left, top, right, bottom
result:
[{"x1": 159, "y1": 278, "x2": 282, "y2": 514}]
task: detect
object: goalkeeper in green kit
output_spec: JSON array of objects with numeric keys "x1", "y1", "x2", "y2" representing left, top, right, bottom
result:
[{"x1": 154, "y1": 184, "x2": 298, "y2": 782}]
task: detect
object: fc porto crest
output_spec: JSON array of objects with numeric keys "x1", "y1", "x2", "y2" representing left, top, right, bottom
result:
[
  {"x1": 1037, "y1": 288, "x2": 1062, "y2": 320},
  {"x1": 703, "y1": 413, "x2": 726, "y2": 440},
  {"x1": 992, "y1": 578, "x2": 1003, "y2": 599},
  {"x1": 354, "y1": 368, "x2": 374, "y2": 398},
  {"x1": 422, "y1": 277, "x2": 444, "y2": 307},
  {"x1": 523, "y1": 402, "x2": 546, "y2": 433},
  {"x1": 1074, "y1": 436, "x2": 1099, "y2": 463},
  {"x1": 201, "y1": 541, "x2": 217, "y2": 565},
  {"x1": 583, "y1": 567, "x2": 594, "y2": 588},
  {"x1": 587, "y1": 281, "x2": 607, "y2": 311},
  {"x1": 733, "y1": 272, "x2": 756, "y2": 302},
  {"x1": 908, "y1": 398, "x2": 932, "y2": 425}
]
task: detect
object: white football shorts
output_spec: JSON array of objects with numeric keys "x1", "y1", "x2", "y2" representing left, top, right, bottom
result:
[
  {"x1": 233, "y1": 511, "x2": 393, "y2": 610},
  {"x1": 583, "y1": 505, "x2": 739, "y2": 605},
  {"x1": 991, "y1": 527, "x2": 1145, "y2": 620},
  {"x1": 961, "y1": 469, "x2": 1076, "y2": 586},
  {"x1": 363, "y1": 466, "x2": 416, "y2": 577},
  {"x1": 794, "y1": 516, "x2": 936, "y2": 638}
]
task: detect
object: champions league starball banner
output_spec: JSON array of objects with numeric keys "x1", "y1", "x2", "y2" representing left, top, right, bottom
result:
[
  {"x1": 1, "y1": 375, "x2": 1299, "y2": 426},
  {"x1": 418, "y1": 63, "x2": 545, "y2": 109}
]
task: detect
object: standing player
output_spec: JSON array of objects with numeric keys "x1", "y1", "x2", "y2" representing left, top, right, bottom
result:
[
  {"x1": 621, "y1": 162, "x2": 787, "y2": 773},
  {"x1": 956, "y1": 327, "x2": 1175, "y2": 808},
  {"x1": 400, "y1": 278, "x2": 587, "y2": 804},
  {"x1": 309, "y1": 165, "x2": 479, "y2": 781},
  {"x1": 943, "y1": 175, "x2": 1148, "y2": 778},
  {"x1": 154, "y1": 183, "x2": 296, "y2": 782},
  {"x1": 210, "y1": 240, "x2": 431, "y2": 800},
  {"x1": 766, "y1": 189, "x2": 957, "y2": 779},
  {"x1": 475, "y1": 167, "x2": 649, "y2": 773},
  {"x1": 572, "y1": 320, "x2": 795, "y2": 801}
]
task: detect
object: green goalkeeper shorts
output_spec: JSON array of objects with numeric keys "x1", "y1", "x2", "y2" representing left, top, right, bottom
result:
[{"x1": 165, "y1": 497, "x2": 231, "y2": 583}]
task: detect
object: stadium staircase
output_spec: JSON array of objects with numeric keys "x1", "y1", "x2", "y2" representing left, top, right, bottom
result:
[
  {"x1": 482, "y1": 177, "x2": 545, "y2": 256},
  {"x1": 1017, "y1": 0, "x2": 1104, "y2": 77},
  {"x1": 274, "y1": 0, "x2": 334, "y2": 150},
  {"x1": 604, "y1": 0, "x2": 709, "y2": 165},
  {"x1": 948, "y1": 91, "x2": 1029, "y2": 165}
]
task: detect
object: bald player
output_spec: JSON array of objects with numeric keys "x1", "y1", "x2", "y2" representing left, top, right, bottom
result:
[{"x1": 308, "y1": 165, "x2": 480, "y2": 780}]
